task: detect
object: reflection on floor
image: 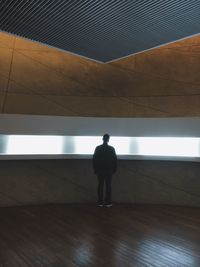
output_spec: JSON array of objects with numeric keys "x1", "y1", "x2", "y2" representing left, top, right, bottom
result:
[{"x1": 0, "y1": 204, "x2": 199, "y2": 267}]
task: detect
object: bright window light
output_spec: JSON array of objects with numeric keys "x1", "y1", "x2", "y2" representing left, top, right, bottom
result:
[
  {"x1": 109, "y1": 137, "x2": 130, "y2": 155},
  {"x1": 137, "y1": 137, "x2": 199, "y2": 157},
  {"x1": 2, "y1": 135, "x2": 200, "y2": 158},
  {"x1": 7, "y1": 135, "x2": 63, "y2": 155},
  {"x1": 74, "y1": 136, "x2": 101, "y2": 154},
  {"x1": 73, "y1": 136, "x2": 130, "y2": 155}
]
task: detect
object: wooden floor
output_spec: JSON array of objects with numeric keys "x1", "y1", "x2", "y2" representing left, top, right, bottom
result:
[{"x1": 0, "y1": 204, "x2": 200, "y2": 267}]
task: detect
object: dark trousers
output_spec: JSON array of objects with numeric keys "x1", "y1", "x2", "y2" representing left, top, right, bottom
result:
[{"x1": 97, "y1": 173, "x2": 112, "y2": 203}]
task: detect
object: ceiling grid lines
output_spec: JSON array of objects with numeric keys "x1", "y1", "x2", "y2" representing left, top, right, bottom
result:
[{"x1": 1, "y1": 1, "x2": 200, "y2": 62}]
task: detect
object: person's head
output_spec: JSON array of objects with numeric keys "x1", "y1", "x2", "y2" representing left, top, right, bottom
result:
[{"x1": 103, "y1": 134, "x2": 110, "y2": 144}]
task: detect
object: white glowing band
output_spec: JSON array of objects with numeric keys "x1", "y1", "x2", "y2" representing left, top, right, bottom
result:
[
  {"x1": 73, "y1": 136, "x2": 130, "y2": 155},
  {"x1": 1, "y1": 135, "x2": 200, "y2": 158},
  {"x1": 137, "y1": 137, "x2": 199, "y2": 157},
  {"x1": 6, "y1": 135, "x2": 63, "y2": 155}
]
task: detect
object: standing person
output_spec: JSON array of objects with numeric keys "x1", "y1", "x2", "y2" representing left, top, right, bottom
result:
[{"x1": 93, "y1": 134, "x2": 117, "y2": 207}]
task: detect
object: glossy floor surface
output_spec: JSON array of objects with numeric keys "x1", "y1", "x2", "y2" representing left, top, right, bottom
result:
[{"x1": 0, "y1": 204, "x2": 200, "y2": 267}]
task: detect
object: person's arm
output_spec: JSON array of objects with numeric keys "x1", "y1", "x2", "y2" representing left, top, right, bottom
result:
[
  {"x1": 112, "y1": 147, "x2": 118, "y2": 173},
  {"x1": 92, "y1": 147, "x2": 98, "y2": 174}
]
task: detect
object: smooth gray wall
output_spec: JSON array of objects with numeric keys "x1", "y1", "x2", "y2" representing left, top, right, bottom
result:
[
  {"x1": 0, "y1": 159, "x2": 200, "y2": 207},
  {"x1": 1, "y1": 114, "x2": 200, "y2": 137}
]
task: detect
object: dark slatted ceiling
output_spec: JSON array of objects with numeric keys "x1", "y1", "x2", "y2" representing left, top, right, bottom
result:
[{"x1": 0, "y1": 0, "x2": 200, "y2": 63}]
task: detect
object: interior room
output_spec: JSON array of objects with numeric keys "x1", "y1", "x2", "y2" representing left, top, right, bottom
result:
[{"x1": 0, "y1": 1, "x2": 200, "y2": 266}]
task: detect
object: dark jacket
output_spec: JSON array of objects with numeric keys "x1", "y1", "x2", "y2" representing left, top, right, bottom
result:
[{"x1": 93, "y1": 143, "x2": 117, "y2": 175}]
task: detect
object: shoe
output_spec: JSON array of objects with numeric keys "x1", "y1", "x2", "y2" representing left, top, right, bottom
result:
[
  {"x1": 105, "y1": 202, "x2": 113, "y2": 208},
  {"x1": 97, "y1": 202, "x2": 103, "y2": 207}
]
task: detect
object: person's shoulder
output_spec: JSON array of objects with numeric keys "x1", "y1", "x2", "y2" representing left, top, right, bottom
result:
[
  {"x1": 97, "y1": 144, "x2": 103, "y2": 148},
  {"x1": 95, "y1": 144, "x2": 103, "y2": 150},
  {"x1": 108, "y1": 145, "x2": 115, "y2": 150}
]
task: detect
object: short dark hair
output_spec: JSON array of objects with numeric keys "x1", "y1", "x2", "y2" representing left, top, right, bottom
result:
[{"x1": 103, "y1": 134, "x2": 110, "y2": 142}]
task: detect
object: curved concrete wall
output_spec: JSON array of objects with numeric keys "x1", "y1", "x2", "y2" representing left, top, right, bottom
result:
[
  {"x1": 0, "y1": 159, "x2": 200, "y2": 207},
  {"x1": 1, "y1": 31, "x2": 200, "y2": 117}
]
